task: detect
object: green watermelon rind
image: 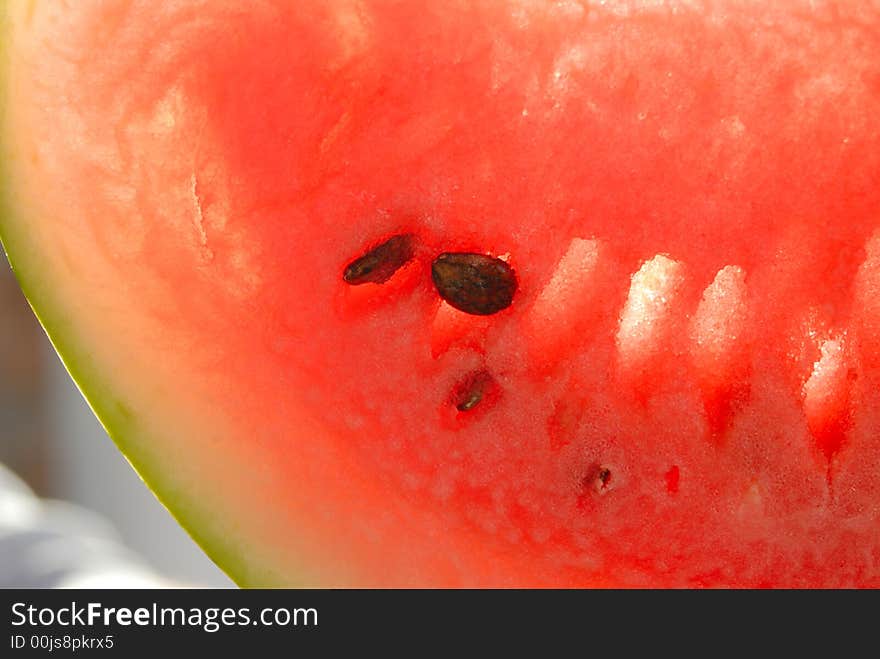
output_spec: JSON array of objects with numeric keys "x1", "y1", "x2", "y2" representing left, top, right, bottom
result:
[{"x1": 0, "y1": 5, "x2": 285, "y2": 587}]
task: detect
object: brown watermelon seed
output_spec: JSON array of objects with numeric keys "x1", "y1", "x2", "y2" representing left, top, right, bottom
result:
[
  {"x1": 431, "y1": 253, "x2": 517, "y2": 315},
  {"x1": 451, "y1": 370, "x2": 495, "y2": 412},
  {"x1": 343, "y1": 234, "x2": 415, "y2": 285}
]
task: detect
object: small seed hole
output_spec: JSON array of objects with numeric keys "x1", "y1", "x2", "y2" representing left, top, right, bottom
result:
[
  {"x1": 583, "y1": 462, "x2": 613, "y2": 495},
  {"x1": 665, "y1": 465, "x2": 680, "y2": 494},
  {"x1": 451, "y1": 369, "x2": 496, "y2": 413}
]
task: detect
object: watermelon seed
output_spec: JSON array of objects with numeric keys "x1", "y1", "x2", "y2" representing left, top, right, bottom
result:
[
  {"x1": 343, "y1": 234, "x2": 415, "y2": 285},
  {"x1": 431, "y1": 252, "x2": 517, "y2": 315},
  {"x1": 452, "y1": 370, "x2": 495, "y2": 412}
]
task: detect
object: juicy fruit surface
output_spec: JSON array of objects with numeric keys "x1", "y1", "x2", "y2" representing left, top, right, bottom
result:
[{"x1": 3, "y1": 0, "x2": 880, "y2": 586}]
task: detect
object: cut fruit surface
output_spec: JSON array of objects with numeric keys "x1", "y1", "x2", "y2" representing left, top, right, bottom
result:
[{"x1": 2, "y1": 0, "x2": 880, "y2": 587}]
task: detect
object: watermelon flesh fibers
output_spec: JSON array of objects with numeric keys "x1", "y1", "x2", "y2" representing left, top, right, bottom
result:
[{"x1": 2, "y1": 0, "x2": 880, "y2": 586}]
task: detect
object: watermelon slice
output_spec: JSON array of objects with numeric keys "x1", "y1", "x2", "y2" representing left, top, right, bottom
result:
[{"x1": 2, "y1": 0, "x2": 879, "y2": 587}]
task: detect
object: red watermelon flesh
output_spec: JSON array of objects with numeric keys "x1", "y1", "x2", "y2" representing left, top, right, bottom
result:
[{"x1": 2, "y1": 0, "x2": 880, "y2": 587}]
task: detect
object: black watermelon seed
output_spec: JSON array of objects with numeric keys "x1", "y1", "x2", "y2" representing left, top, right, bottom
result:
[
  {"x1": 343, "y1": 234, "x2": 415, "y2": 285},
  {"x1": 431, "y1": 252, "x2": 517, "y2": 315},
  {"x1": 452, "y1": 370, "x2": 495, "y2": 412}
]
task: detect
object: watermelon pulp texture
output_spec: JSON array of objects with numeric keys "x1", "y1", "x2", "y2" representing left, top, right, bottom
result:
[{"x1": 2, "y1": 0, "x2": 880, "y2": 587}]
